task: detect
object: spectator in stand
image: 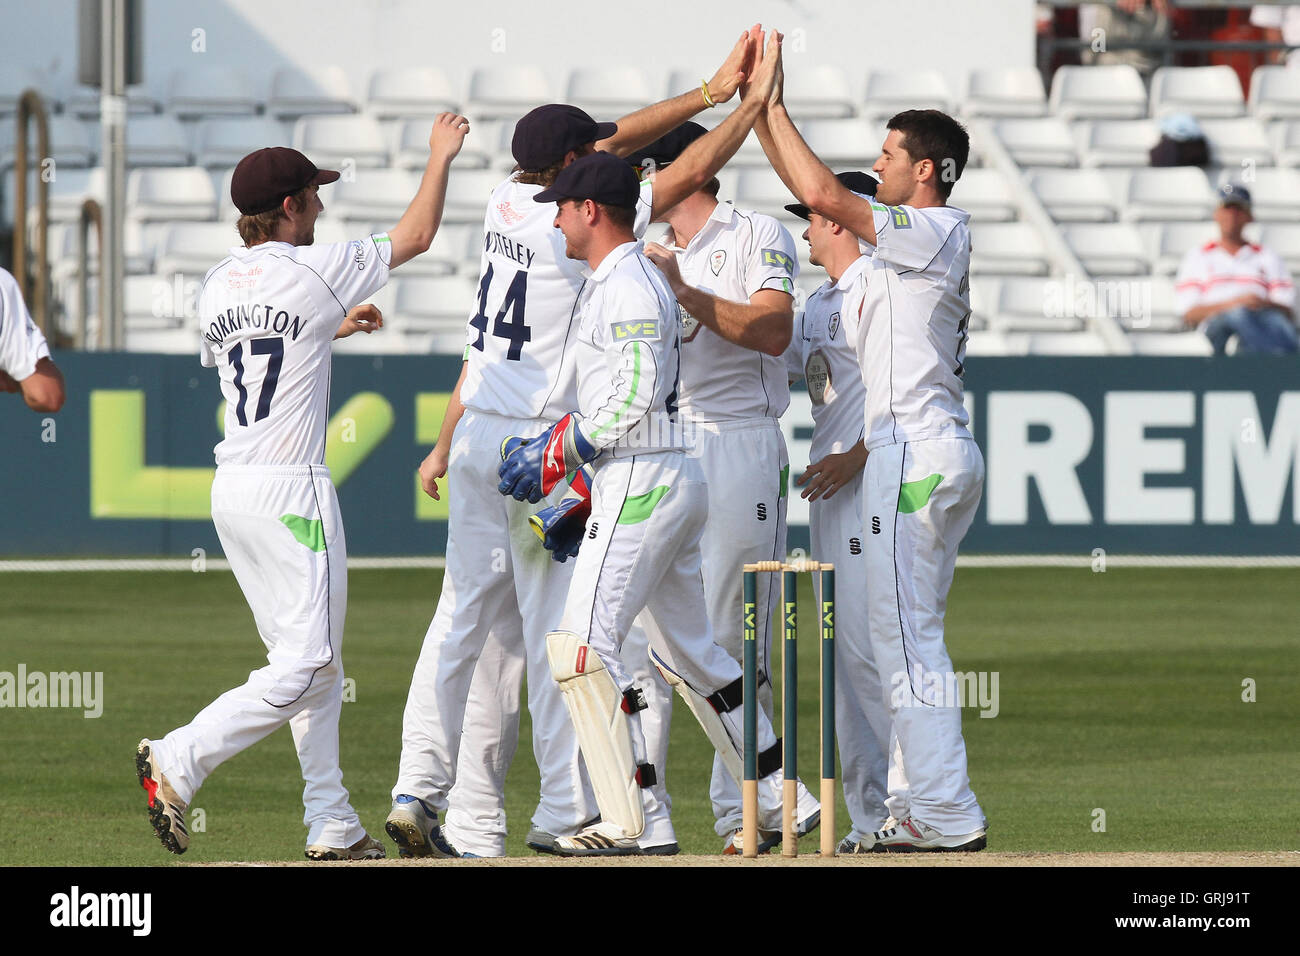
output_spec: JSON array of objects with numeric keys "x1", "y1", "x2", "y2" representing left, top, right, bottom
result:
[
  {"x1": 1149, "y1": 113, "x2": 1210, "y2": 167},
  {"x1": 1251, "y1": 4, "x2": 1300, "y2": 67},
  {"x1": 1176, "y1": 184, "x2": 1298, "y2": 355},
  {"x1": 1080, "y1": 0, "x2": 1171, "y2": 80}
]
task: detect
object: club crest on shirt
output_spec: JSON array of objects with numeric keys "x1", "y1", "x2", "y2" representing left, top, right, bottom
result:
[
  {"x1": 709, "y1": 250, "x2": 727, "y2": 275},
  {"x1": 678, "y1": 303, "x2": 701, "y2": 342},
  {"x1": 805, "y1": 350, "x2": 831, "y2": 405},
  {"x1": 828, "y1": 311, "x2": 841, "y2": 340}
]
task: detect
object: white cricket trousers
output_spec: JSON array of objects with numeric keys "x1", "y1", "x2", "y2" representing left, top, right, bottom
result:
[
  {"x1": 809, "y1": 473, "x2": 891, "y2": 835},
  {"x1": 622, "y1": 418, "x2": 788, "y2": 838},
  {"x1": 865, "y1": 437, "x2": 985, "y2": 835},
  {"x1": 151, "y1": 464, "x2": 365, "y2": 849},
  {"x1": 392, "y1": 410, "x2": 595, "y2": 845}
]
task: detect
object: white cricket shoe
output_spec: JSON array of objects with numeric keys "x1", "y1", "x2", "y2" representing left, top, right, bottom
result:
[
  {"x1": 136, "y1": 739, "x2": 190, "y2": 855},
  {"x1": 862, "y1": 817, "x2": 987, "y2": 853},
  {"x1": 305, "y1": 834, "x2": 386, "y2": 861},
  {"x1": 553, "y1": 821, "x2": 642, "y2": 857}
]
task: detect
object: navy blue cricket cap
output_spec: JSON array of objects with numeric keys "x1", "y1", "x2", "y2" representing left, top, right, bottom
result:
[
  {"x1": 1217, "y1": 182, "x2": 1252, "y2": 210},
  {"x1": 534, "y1": 151, "x2": 640, "y2": 208},
  {"x1": 784, "y1": 171, "x2": 878, "y2": 221},
  {"x1": 231, "y1": 147, "x2": 339, "y2": 216},
  {"x1": 512, "y1": 104, "x2": 618, "y2": 171},
  {"x1": 624, "y1": 121, "x2": 708, "y2": 172}
]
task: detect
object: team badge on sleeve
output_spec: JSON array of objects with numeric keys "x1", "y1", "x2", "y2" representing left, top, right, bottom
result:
[{"x1": 612, "y1": 320, "x2": 658, "y2": 340}]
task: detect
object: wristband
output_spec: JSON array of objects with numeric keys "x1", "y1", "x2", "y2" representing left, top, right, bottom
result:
[{"x1": 700, "y1": 80, "x2": 716, "y2": 108}]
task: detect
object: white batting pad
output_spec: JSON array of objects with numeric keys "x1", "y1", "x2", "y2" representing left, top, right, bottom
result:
[{"x1": 546, "y1": 630, "x2": 645, "y2": 840}]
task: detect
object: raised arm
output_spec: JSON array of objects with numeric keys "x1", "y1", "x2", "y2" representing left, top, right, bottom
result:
[
  {"x1": 597, "y1": 26, "x2": 758, "y2": 158},
  {"x1": 387, "y1": 113, "x2": 470, "y2": 269}
]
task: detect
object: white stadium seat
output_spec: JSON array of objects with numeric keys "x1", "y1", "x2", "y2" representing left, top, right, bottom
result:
[
  {"x1": 963, "y1": 68, "x2": 1046, "y2": 118},
  {"x1": 415, "y1": 223, "x2": 475, "y2": 276},
  {"x1": 268, "y1": 67, "x2": 355, "y2": 119},
  {"x1": 734, "y1": 167, "x2": 802, "y2": 218},
  {"x1": 392, "y1": 276, "x2": 479, "y2": 353},
  {"x1": 1196, "y1": 117, "x2": 1274, "y2": 167},
  {"x1": 565, "y1": 67, "x2": 655, "y2": 120},
  {"x1": 799, "y1": 118, "x2": 885, "y2": 166},
  {"x1": 439, "y1": 168, "x2": 508, "y2": 223},
  {"x1": 1141, "y1": 221, "x2": 1218, "y2": 276},
  {"x1": 948, "y1": 168, "x2": 1018, "y2": 222},
  {"x1": 994, "y1": 277, "x2": 1085, "y2": 332},
  {"x1": 968, "y1": 277, "x2": 1000, "y2": 327},
  {"x1": 325, "y1": 168, "x2": 423, "y2": 221},
  {"x1": 1119, "y1": 167, "x2": 1215, "y2": 222},
  {"x1": 367, "y1": 67, "x2": 460, "y2": 119},
  {"x1": 863, "y1": 70, "x2": 952, "y2": 120},
  {"x1": 292, "y1": 115, "x2": 389, "y2": 169},
  {"x1": 1247, "y1": 65, "x2": 1300, "y2": 122},
  {"x1": 1272, "y1": 120, "x2": 1300, "y2": 167},
  {"x1": 125, "y1": 116, "x2": 191, "y2": 167},
  {"x1": 1063, "y1": 223, "x2": 1149, "y2": 275},
  {"x1": 3, "y1": 167, "x2": 105, "y2": 227},
  {"x1": 969, "y1": 222, "x2": 1050, "y2": 276},
  {"x1": 64, "y1": 83, "x2": 160, "y2": 119},
  {"x1": 1256, "y1": 223, "x2": 1300, "y2": 273},
  {"x1": 1048, "y1": 65, "x2": 1147, "y2": 120},
  {"x1": 963, "y1": 329, "x2": 1021, "y2": 356},
  {"x1": 466, "y1": 66, "x2": 552, "y2": 120},
  {"x1": 126, "y1": 167, "x2": 218, "y2": 222},
  {"x1": 153, "y1": 222, "x2": 241, "y2": 276},
  {"x1": 168, "y1": 67, "x2": 261, "y2": 118},
  {"x1": 1136, "y1": 276, "x2": 1185, "y2": 332},
  {"x1": 392, "y1": 117, "x2": 498, "y2": 170},
  {"x1": 1029, "y1": 169, "x2": 1118, "y2": 223},
  {"x1": 0, "y1": 115, "x2": 95, "y2": 171},
  {"x1": 1214, "y1": 167, "x2": 1300, "y2": 222},
  {"x1": 993, "y1": 117, "x2": 1077, "y2": 166},
  {"x1": 1128, "y1": 331, "x2": 1213, "y2": 355},
  {"x1": 781, "y1": 65, "x2": 857, "y2": 120},
  {"x1": 1073, "y1": 119, "x2": 1158, "y2": 167},
  {"x1": 1150, "y1": 66, "x2": 1245, "y2": 118},
  {"x1": 1008, "y1": 331, "x2": 1109, "y2": 354},
  {"x1": 194, "y1": 117, "x2": 291, "y2": 168},
  {"x1": 124, "y1": 326, "x2": 207, "y2": 354}
]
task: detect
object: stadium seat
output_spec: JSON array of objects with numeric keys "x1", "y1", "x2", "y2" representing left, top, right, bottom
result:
[
  {"x1": 781, "y1": 65, "x2": 857, "y2": 120},
  {"x1": 1211, "y1": 166, "x2": 1300, "y2": 221},
  {"x1": 863, "y1": 70, "x2": 952, "y2": 120},
  {"x1": 64, "y1": 83, "x2": 160, "y2": 119},
  {"x1": 0, "y1": 115, "x2": 95, "y2": 172},
  {"x1": 325, "y1": 168, "x2": 423, "y2": 222},
  {"x1": 994, "y1": 277, "x2": 1086, "y2": 332},
  {"x1": 123, "y1": 274, "x2": 188, "y2": 331},
  {"x1": 414, "y1": 223, "x2": 475, "y2": 276},
  {"x1": 1134, "y1": 276, "x2": 1185, "y2": 332},
  {"x1": 393, "y1": 117, "x2": 498, "y2": 170},
  {"x1": 565, "y1": 67, "x2": 656, "y2": 120},
  {"x1": 1196, "y1": 118, "x2": 1274, "y2": 167},
  {"x1": 439, "y1": 168, "x2": 513, "y2": 223},
  {"x1": 1271, "y1": 120, "x2": 1300, "y2": 167},
  {"x1": 1247, "y1": 65, "x2": 1300, "y2": 122},
  {"x1": 1048, "y1": 65, "x2": 1147, "y2": 120},
  {"x1": 993, "y1": 117, "x2": 1077, "y2": 166},
  {"x1": 1119, "y1": 167, "x2": 1215, "y2": 222},
  {"x1": 268, "y1": 67, "x2": 356, "y2": 119},
  {"x1": 1073, "y1": 119, "x2": 1159, "y2": 167},
  {"x1": 1256, "y1": 223, "x2": 1300, "y2": 273},
  {"x1": 1141, "y1": 221, "x2": 1218, "y2": 276},
  {"x1": 126, "y1": 167, "x2": 218, "y2": 222},
  {"x1": 968, "y1": 276, "x2": 1000, "y2": 327},
  {"x1": 153, "y1": 222, "x2": 241, "y2": 276},
  {"x1": 125, "y1": 325, "x2": 207, "y2": 354},
  {"x1": 1008, "y1": 331, "x2": 1109, "y2": 354},
  {"x1": 292, "y1": 115, "x2": 389, "y2": 169},
  {"x1": 963, "y1": 68, "x2": 1047, "y2": 118},
  {"x1": 1149, "y1": 66, "x2": 1245, "y2": 118},
  {"x1": 1063, "y1": 223, "x2": 1149, "y2": 275},
  {"x1": 4, "y1": 167, "x2": 106, "y2": 227},
  {"x1": 948, "y1": 168, "x2": 1018, "y2": 222},
  {"x1": 963, "y1": 329, "x2": 1020, "y2": 356},
  {"x1": 367, "y1": 67, "x2": 460, "y2": 119},
  {"x1": 167, "y1": 67, "x2": 261, "y2": 118},
  {"x1": 194, "y1": 117, "x2": 291, "y2": 168},
  {"x1": 799, "y1": 118, "x2": 886, "y2": 166},
  {"x1": 969, "y1": 223, "x2": 1051, "y2": 276},
  {"x1": 734, "y1": 167, "x2": 805, "y2": 218},
  {"x1": 125, "y1": 116, "x2": 192, "y2": 167},
  {"x1": 466, "y1": 66, "x2": 552, "y2": 120},
  {"x1": 1028, "y1": 169, "x2": 1118, "y2": 222},
  {"x1": 1128, "y1": 331, "x2": 1213, "y2": 355},
  {"x1": 393, "y1": 275, "x2": 477, "y2": 329}
]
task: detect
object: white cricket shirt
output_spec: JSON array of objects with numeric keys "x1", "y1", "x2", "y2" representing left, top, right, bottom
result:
[
  {"x1": 198, "y1": 234, "x2": 392, "y2": 466},
  {"x1": 784, "y1": 255, "x2": 869, "y2": 463},
  {"x1": 1174, "y1": 240, "x2": 1296, "y2": 315},
  {"x1": 847, "y1": 203, "x2": 973, "y2": 451},
  {"x1": 461, "y1": 174, "x2": 653, "y2": 420},
  {"x1": 668, "y1": 202, "x2": 799, "y2": 422},
  {"x1": 0, "y1": 267, "x2": 51, "y2": 382}
]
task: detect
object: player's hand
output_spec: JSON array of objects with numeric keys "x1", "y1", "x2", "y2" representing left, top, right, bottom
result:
[
  {"x1": 796, "y1": 445, "x2": 867, "y2": 501},
  {"x1": 335, "y1": 303, "x2": 383, "y2": 339},
  {"x1": 429, "y1": 113, "x2": 471, "y2": 163},
  {"x1": 0, "y1": 369, "x2": 19, "y2": 393},
  {"x1": 644, "y1": 242, "x2": 685, "y2": 292},
  {"x1": 529, "y1": 496, "x2": 591, "y2": 563},
  {"x1": 708, "y1": 24, "x2": 760, "y2": 105},
  {"x1": 419, "y1": 444, "x2": 450, "y2": 500},
  {"x1": 758, "y1": 29, "x2": 785, "y2": 111}
]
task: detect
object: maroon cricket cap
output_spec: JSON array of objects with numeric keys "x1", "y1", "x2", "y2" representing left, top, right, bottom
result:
[
  {"x1": 512, "y1": 104, "x2": 618, "y2": 171},
  {"x1": 230, "y1": 147, "x2": 340, "y2": 216}
]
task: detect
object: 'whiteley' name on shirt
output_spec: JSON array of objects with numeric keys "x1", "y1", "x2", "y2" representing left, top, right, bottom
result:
[
  {"x1": 485, "y1": 230, "x2": 536, "y2": 268},
  {"x1": 203, "y1": 303, "x2": 308, "y2": 346}
]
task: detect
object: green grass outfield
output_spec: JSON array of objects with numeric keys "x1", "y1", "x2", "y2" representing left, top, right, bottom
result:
[{"x1": 0, "y1": 567, "x2": 1296, "y2": 865}]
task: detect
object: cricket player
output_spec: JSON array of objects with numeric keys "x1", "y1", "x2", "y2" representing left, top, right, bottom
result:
[
  {"x1": 781, "y1": 171, "x2": 894, "y2": 851},
  {"x1": 635, "y1": 121, "x2": 820, "y2": 853},
  {"x1": 136, "y1": 114, "x2": 470, "y2": 859},
  {"x1": 0, "y1": 266, "x2": 65, "y2": 413},
  {"x1": 388, "y1": 27, "x2": 782, "y2": 858},
  {"x1": 495, "y1": 150, "x2": 795, "y2": 856},
  {"x1": 754, "y1": 31, "x2": 986, "y2": 851}
]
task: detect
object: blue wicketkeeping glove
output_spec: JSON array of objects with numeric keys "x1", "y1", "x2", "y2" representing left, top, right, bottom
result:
[{"x1": 497, "y1": 412, "x2": 598, "y2": 504}]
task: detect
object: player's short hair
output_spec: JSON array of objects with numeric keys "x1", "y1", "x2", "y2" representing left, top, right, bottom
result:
[
  {"x1": 514, "y1": 162, "x2": 564, "y2": 188},
  {"x1": 702, "y1": 175, "x2": 721, "y2": 198},
  {"x1": 598, "y1": 201, "x2": 636, "y2": 231},
  {"x1": 886, "y1": 110, "x2": 969, "y2": 200},
  {"x1": 236, "y1": 185, "x2": 312, "y2": 245}
]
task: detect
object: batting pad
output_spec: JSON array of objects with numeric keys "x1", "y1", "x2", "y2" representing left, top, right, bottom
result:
[{"x1": 546, "y1": 630, "x2": 646, "y2": 840}]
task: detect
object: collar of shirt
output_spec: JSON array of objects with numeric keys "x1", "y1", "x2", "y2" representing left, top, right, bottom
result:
[
  {"x1": 587, "y1": 240, "x2": 643, "y2": 283},
  {"x1": 677, "y1": 200, "x2": 737, "y2": 252},
  {"x1": 231, "y1": 240, "x2": 293, "y2": 258},
  {"x1": 834, "y1": 253, "x2": 871, "y2": 292}
]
